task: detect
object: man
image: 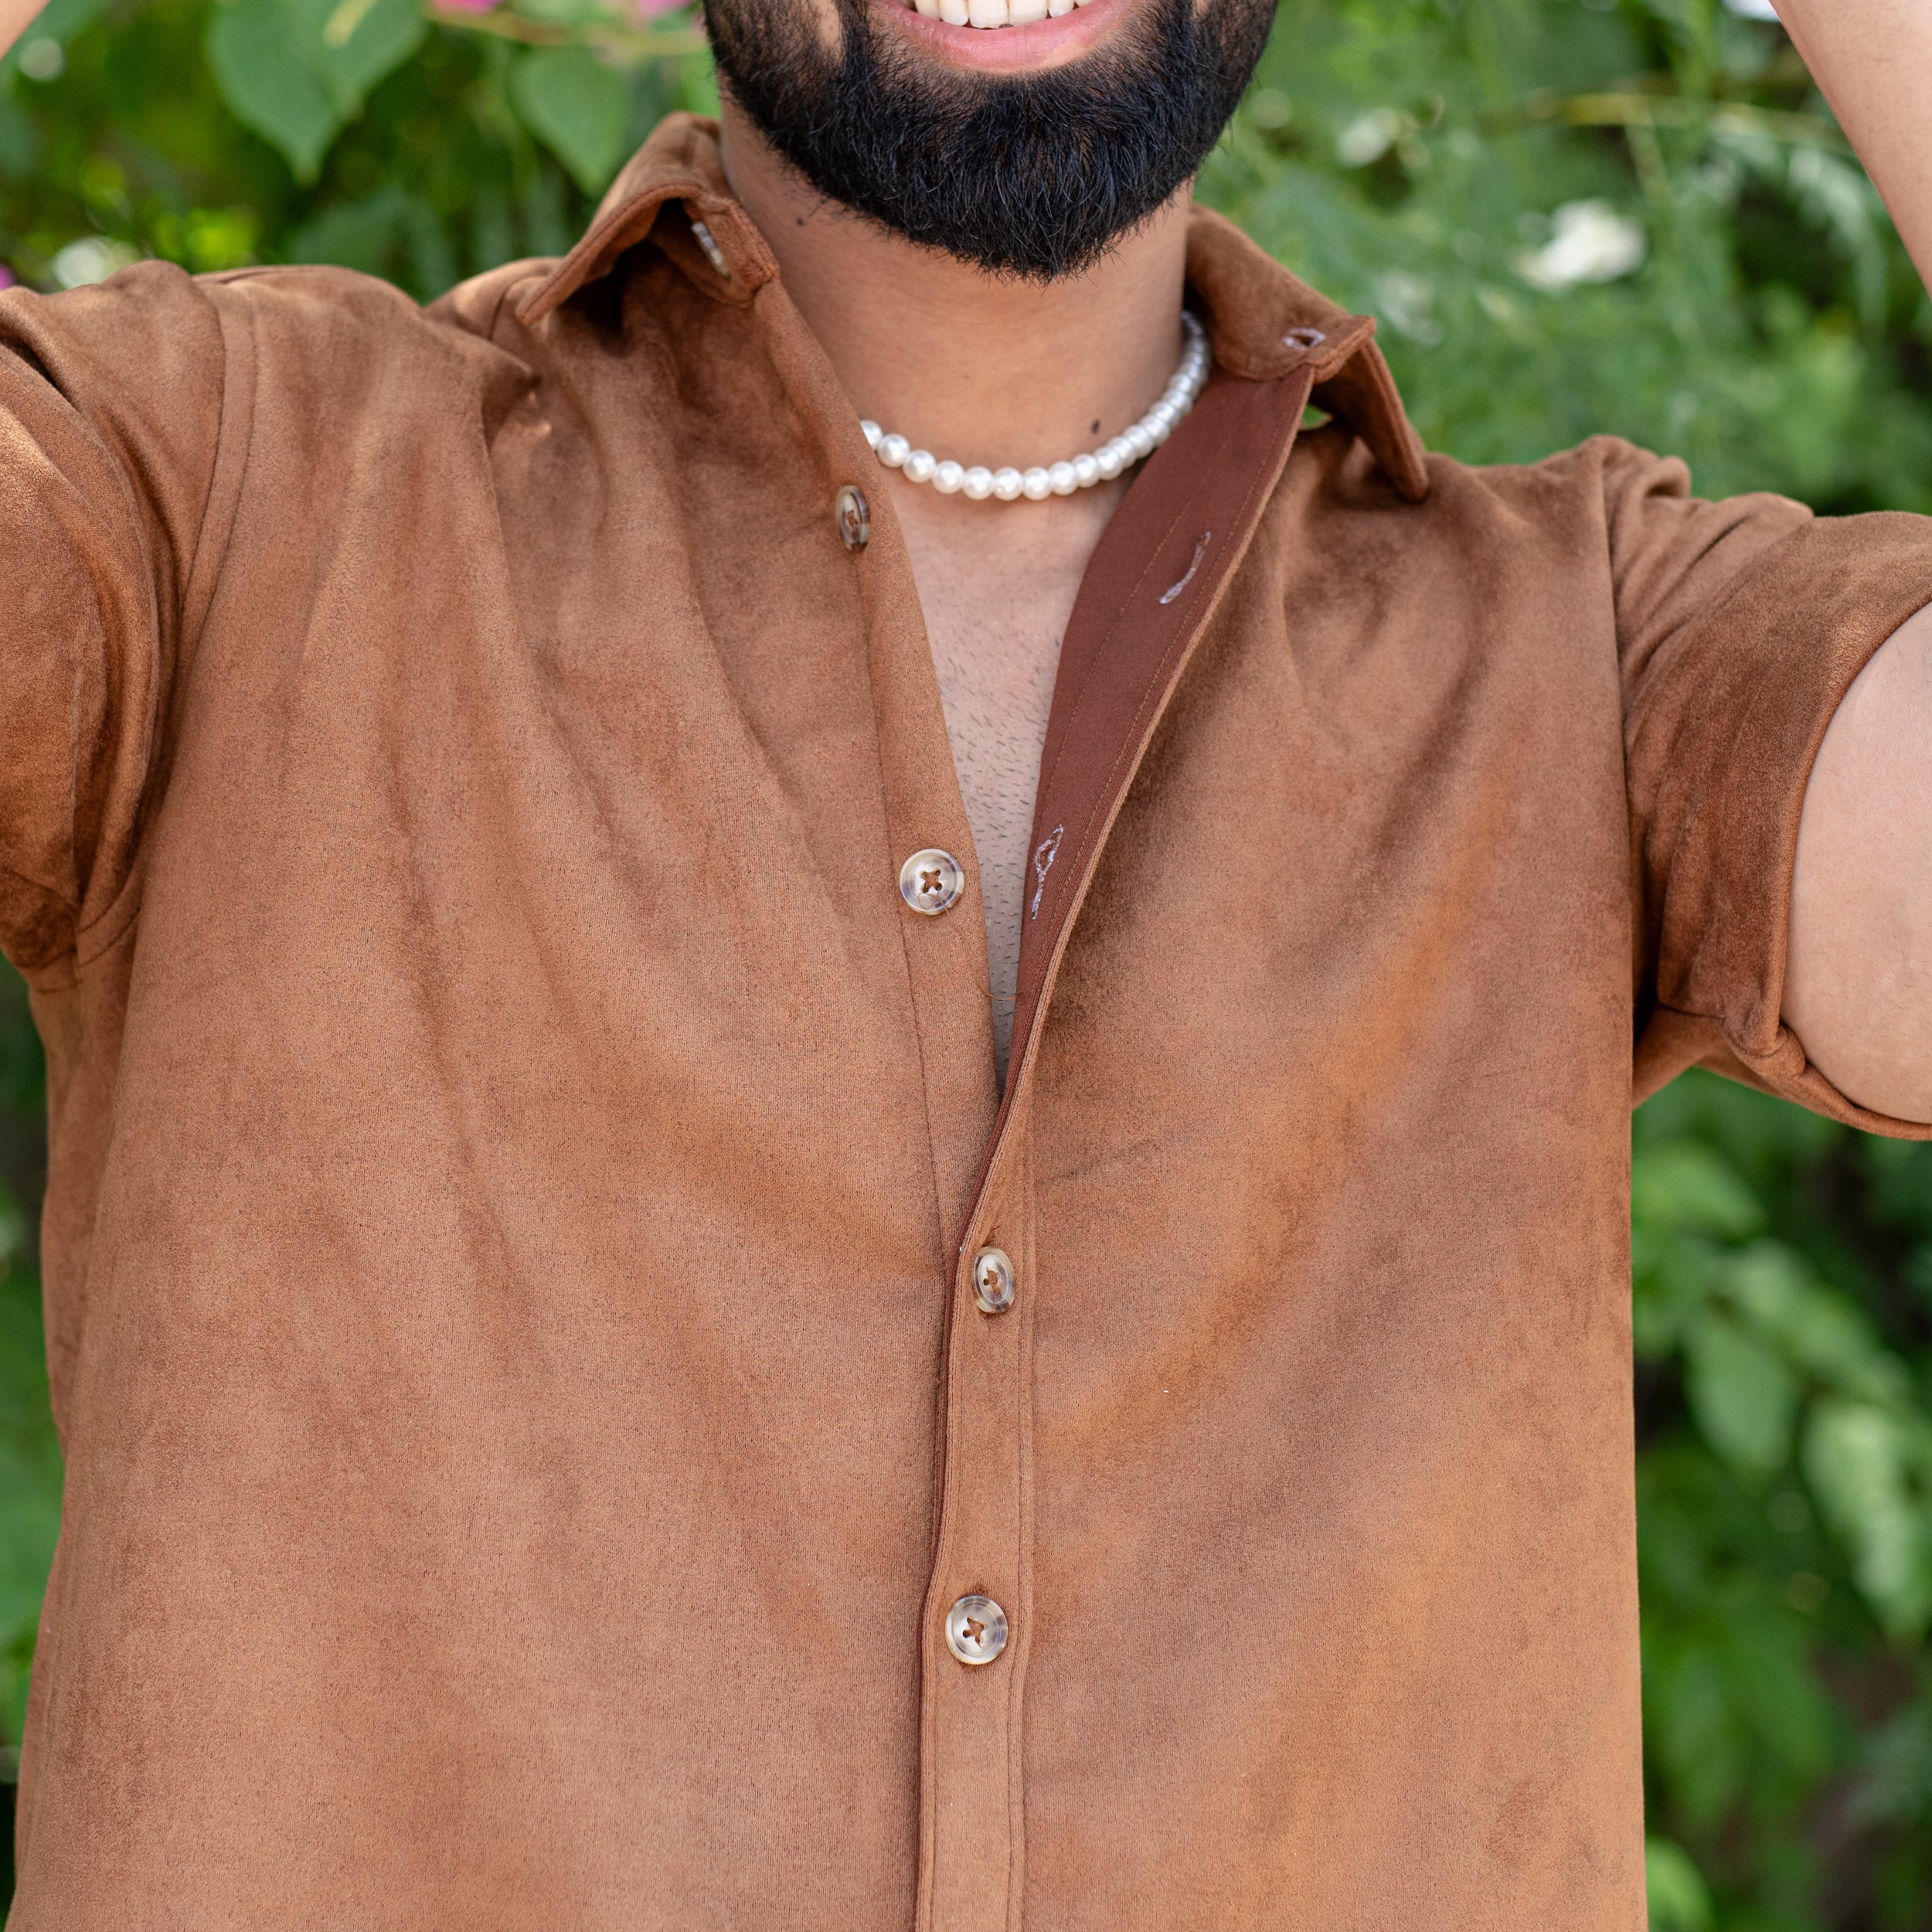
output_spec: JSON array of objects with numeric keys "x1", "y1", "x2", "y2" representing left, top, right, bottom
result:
[{"x1": 0, "y1": 0, "x2": 1927, "y2": 1917}]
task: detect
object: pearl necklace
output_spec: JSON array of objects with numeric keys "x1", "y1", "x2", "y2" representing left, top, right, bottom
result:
[{"x1": 861, "y1": 311, "x2": 1209, "y2": 502}]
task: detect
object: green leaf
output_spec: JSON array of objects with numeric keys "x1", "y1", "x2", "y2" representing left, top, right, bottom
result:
[
  {"x1": 1685, "y1": 1311, "x2": 1798, "y2": 1475},
  {"x1": 1631, "y1": 1142, "x2": 1765, "y2": 1243},
  {"x1": 510, "y1": 45, "x2": 630, "y2": 196},
  {"x1": 205, "y1": 0, "x2": 424, "y2": 184},
  {"x1": 1804, "y1": 1400, "x2": 1932, "y2": 1639},
  {"x1": 314, "y1": 0, "x2": 426, "y2": 113},
  {"x1": 1645, "y1": 1838, "x2": 1713, "y2": 1932},
  {"x1": 206, "y1": 0, "x2": 340, "y2": 182}
]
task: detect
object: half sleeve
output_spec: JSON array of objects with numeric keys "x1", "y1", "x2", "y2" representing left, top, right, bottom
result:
[
  {"x1": 1610, "y1": 437, "x2": 1932, "y2": 1134},
  {"x1": 1, "y1": 260, "x2": 230, "y2": 975}
]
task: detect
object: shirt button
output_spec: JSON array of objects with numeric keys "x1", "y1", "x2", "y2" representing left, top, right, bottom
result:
[
  {"x1": 835, "y1": 484, "x2": 870, "y2": 552},
  {"x1": 945, "y1": 1594, "x2": 1009, "y2": 1666},
  {"x1": 971, "y1": 1246, "x2": 1015, "y2": 1316},
  {"x1": 899, "y1": 848, "x2": 964, "y2": 916}
]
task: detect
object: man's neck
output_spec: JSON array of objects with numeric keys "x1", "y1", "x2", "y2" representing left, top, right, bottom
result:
[{"x1": 716, "y1": 102, "x2": 1193, "y2": 478}]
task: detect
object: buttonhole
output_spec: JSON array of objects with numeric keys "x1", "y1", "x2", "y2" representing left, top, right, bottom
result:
[
  {"x1": 1158, "y1": 533, "x2": 1212, "y2": 607},
  {"x1": 1283, "y1": 325, "x2": 1326, "y2": 351}
]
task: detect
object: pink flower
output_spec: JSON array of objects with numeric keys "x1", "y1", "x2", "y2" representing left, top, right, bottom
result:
[{"x1": 0, "y1": 266, "x2": 14, "y2": 291}]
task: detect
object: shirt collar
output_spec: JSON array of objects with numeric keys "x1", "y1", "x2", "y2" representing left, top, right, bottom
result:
[{"x1": 516, "y1": 113, "x2": 1429, "y2": 503}]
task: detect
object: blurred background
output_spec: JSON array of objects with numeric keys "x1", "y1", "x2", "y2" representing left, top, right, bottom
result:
[{"x1": 2, "y1": 0, "x2": 1932, "y2": 1923}]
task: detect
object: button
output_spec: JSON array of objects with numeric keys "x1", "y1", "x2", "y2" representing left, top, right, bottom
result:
[
  {"x1": 971, "y1": 1246, "x2": 1015, "y2": 1316},
  {"x1": 945, "y1": 1594, "x2": 1009, "y2": 1666},
  {"x1": 835, "y1": 484, "x2": 870, "y2": 553},
  {"x1": 899, "y1": 849, "x2": 964, "y2": 916}
]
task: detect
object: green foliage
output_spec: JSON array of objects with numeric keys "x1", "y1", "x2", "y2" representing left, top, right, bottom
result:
[{"x1": 2, "y1": 0, "x2": 1932, "y2": 1923}]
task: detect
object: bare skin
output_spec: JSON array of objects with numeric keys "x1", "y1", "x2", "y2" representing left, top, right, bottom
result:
[
  {"x1": 3, "y1": 0, "x2": 1929, "y2": 1111},
  {"x1": 719, "y1": 106, "x2": 1189, "y2": 1079},
  {"x1": 1769, "y1": 0, "x2": 1932, "y2": 1121}
]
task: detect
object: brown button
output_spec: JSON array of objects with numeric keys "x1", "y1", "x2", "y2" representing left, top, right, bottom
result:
[
  {"x1": 971, "y1": 1246, "x2": 1015, "y2": 1316},
  {"x1": 835, "y1": 485, "x2": 870, "y2": 552},
  {"x1": 944, "y1": 1594, "x2": 1008, "y2": 1666},
  {"x1": 899, "y1": 849, "x2": 963, "y2": 916}
]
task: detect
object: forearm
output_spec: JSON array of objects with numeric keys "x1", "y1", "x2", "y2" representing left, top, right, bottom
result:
[
  {"x1": 1784, "y1": 607, "x2": 1932, "y2": 1123},
  {"x1": 0, "y1": 0, "x2": 47, "y2": 58},
  {"x1": 1777, "y1": 0, "x2": 1932, "y2": 294}
]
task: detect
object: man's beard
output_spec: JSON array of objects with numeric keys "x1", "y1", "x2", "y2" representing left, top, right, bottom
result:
[{"x1": 704, "y1": 0, "x2": 1276, "y2": 281}]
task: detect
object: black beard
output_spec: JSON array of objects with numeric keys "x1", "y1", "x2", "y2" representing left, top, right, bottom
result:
[{"x1": 705, "y1": 0, "x2": 1276, "y2": 281}]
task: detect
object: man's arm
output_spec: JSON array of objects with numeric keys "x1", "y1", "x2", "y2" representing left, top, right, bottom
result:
[
  {"x1": 1774, "y1": 1, "x2": 1932, "y2": 1122},
  {"x1": 1, "y1": 0, "x2": 49, "y2": 57},
  {"x1": 1786, "y1": 607, "x2": 1932, "y2": 1121}
]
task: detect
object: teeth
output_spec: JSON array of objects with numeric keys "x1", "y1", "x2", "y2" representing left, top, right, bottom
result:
[{"x1": 911, "y1": 0, "x2": 1064, "y2": 26}]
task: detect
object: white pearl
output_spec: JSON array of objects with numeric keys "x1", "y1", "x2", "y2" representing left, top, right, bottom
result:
[{"x1": 860, "y1": 310, "x2": 1200, "y2": 508}]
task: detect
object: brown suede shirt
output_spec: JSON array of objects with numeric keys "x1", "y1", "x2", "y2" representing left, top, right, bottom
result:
[{"x1": 5, "y1": 114, "x2": 1931, "y2": 1931}]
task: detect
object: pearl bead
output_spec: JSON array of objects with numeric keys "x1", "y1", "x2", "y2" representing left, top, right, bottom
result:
[{"x1": 861, "y1": 309, "x2": 1209, "y2": 503}]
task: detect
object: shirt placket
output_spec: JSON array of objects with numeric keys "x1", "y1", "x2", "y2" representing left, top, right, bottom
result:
[{"x1": 912, "y1": 361, "x2": 1319, "y2": 1932}]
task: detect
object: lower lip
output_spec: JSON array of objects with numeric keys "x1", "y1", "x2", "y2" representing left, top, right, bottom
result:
[{"x1": 869, "y1": 0, "x2": 1132, "y2": 72}]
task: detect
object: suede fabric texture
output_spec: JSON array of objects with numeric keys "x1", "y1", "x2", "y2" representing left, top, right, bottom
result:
[{"x1": 4, "y1": 112, "x2": 1931, "y2": 1930}]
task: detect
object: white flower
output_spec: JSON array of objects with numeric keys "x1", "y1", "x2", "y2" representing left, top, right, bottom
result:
[
  {"x1": 53, "y1": 238, "x2": 140, "y2": 289},
  {"x1": 1374, "y1": 269, "x2": 1443, "y2": 345},
  {"x1": 1514, "y1": 201, "x2": 1646, "y2": 292},
  {"x1": 1337, "y1": 108, "x2": 1403, "y2": 169}
]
